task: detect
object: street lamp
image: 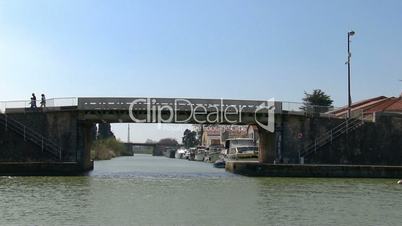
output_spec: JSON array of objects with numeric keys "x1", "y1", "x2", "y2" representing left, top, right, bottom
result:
[{"x1": 347, "y1": 30, "x2": 355, "y2": 118}]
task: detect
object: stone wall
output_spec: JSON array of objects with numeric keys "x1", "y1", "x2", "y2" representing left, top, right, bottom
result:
[
  {"x1": 274, "y1": 112, "x2": 402, "y2": 165},
  {"x1": 307, "y1": 112, "x2": 402, "y2": 165},
  {"x1": 0, "y1": 125, "x2": 55, "y2": 162},
  {"x1": 0, "y1": 111, "x2": 93, "y2": 169}
]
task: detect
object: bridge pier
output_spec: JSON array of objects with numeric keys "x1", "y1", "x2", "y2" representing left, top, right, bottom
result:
[
  {"x1": 78, "y1": 121, "x2": 95, "y2": 171},
  {"x1": 257, "y1": 126, "x2": 277, "y2": 163}
]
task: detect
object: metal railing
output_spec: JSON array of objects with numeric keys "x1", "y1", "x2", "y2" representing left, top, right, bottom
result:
[
  {"x1": 299, "y1": 110, "x2": 365, "y2": 160},
  {"x1": 0, "y1": 113, "x2": 62, "y2": 160},
  {"x1": 76, "y1": 97, "x2": 340, "y2": 115},
  {"x1": 0, "y1": 97, "x2": 77, "y2": 113},
  {"x1": 1, "y1": 97, "x2": 341, "y2": 115}
]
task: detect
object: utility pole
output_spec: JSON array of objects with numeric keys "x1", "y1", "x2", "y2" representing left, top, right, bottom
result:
[
  {"x1": 127, "y1": 124, "x2": 130, "y2": 143},
  {"x1": 347, "y1": 30, "x2": 356, "y2": 118}
]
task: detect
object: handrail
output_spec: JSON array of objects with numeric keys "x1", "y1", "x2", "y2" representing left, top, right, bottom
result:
[
  {"x1": 299, "y1": 110, "x2": 365, "y2": 158},
  {"x1": 0, "y1": 97, "x2": 78, "y2": 112},
  {"x1": 1, "y1": 97, "x2": 343, "y2": 115},
  {"x1": 0, "y1": 113, "x2": 62, "y2": 160},
  {"x1": 300, "y1": 118, "x2": 363, "y2": 157}
]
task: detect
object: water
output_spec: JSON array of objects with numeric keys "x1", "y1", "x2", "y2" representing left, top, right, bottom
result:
[{"x1": 0, "y1": 154, "x2": 401, "y2": 225}]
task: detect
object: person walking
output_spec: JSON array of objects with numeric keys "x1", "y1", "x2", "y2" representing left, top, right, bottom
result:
[
  {"x1": 30, "y1": 93, "x2": 37, "y2": 109},
  {"x1": 40, "y1": 94, "x2": 46, "y2": 108}
]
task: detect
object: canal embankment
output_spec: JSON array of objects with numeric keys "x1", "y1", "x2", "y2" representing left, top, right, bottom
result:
[
  {"x1": 226, "y1": 161, "x2": 402, "y2": 178},
  {"x1": 0, "y1": 161, "x2": 94, "y2": 176}
]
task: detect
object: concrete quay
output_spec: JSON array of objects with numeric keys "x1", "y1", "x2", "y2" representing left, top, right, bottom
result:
[
  {"x1": 226, "y1": 161, "x2": 402, "y2": 178},
  {"x1": 0, "y1": 161, "x2": 94, "y2": 176}
]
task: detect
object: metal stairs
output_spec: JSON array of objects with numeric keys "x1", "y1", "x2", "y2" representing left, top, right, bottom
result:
[
  {"x1": 299, "y1": 111, "x2": 365, "y2": 160},
  {"x1": 0, "y1": 113, "x2": 62, "y2": 160}
]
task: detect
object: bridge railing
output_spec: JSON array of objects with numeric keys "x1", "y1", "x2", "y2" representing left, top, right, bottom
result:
[
  {"x1": 1, "y1": 97, "x2": 341, "y2": 115},
  {"x1": 0, "y1": 97, "x2": 78, "y2": 113},
  {"x1": 280, "y1": 101, "x2": 339, "y2": 114},
  {"x1": 76, "y1": 97, "x2": 340, "y2": 115}
]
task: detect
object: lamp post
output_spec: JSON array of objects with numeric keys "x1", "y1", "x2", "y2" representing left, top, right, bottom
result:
[{"x1": 347, "y1": 30, "x2": 355, "y2": 118}]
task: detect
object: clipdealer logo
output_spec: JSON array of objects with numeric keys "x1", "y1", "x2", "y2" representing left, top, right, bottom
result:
[
  {"x1": 128, "y1": 98, "x2": 275, "y2": 132},
  {"x1": 254, "y1": 98, "x2": 275, "y2": 132}
]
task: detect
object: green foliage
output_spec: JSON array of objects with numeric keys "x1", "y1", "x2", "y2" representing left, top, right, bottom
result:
[
  {"x1": 91, "y1": 138, "x2": 126, "y2": 160},
  {"x1": 132, "y1": 146, "x2": 154, "y2": 155},
  {"x1": 158, "y1": 138, "x2": 179, "y2": 146},
  {"x1": 97, "y1": 123, "x2": 115, "y2": 140},
  {"x1": 302, "y1": 89, "x2": 334, "y2": 113},
  {"x1": 182, "y1": 129, "x2": 199, "y2": 148}
]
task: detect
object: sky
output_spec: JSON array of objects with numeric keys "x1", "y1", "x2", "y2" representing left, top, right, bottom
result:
[{"x1": 1, "y1": 0, "x2": 402, "y2": 142}]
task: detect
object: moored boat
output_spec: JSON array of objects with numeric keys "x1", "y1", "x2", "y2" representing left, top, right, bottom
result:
[
  {"x1": 194, "y1": 148, "x2": 206, "y2": 161},
  {"x1": 224, "y1": 138, "x2": 259, "y2": 161},
  {"x1": 187, "y1": 148, "x2": 196, "y2": 161},
  {"x1": 163, "y1": 148, "x2": 176, "y2": 158},
  {"x1": 204, "y1": 150, "x2": 221, "y2": 163},
  {"x1": 175, "y1": 148, "x2": 186, "y2": 159},
  {"x1": 213, "y1": 159, "x2": 225, "y2": 168}
]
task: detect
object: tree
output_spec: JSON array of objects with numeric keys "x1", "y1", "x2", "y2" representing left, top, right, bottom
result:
[
  {"x1": 145, "y1": 139, "x2": 156, "y2": 144},
  {"x1": 302, "y1": 89, "x2": 334, "y2": 113},
  {"x1": 158, "y1": 138, "x2": 179, "y2": 146},
  {"x1": 182, "y1": 129, "x2": 199, "y2": 148},
  {"x1": 97, "y1": 123, "x2": 115, "y2": 140}
]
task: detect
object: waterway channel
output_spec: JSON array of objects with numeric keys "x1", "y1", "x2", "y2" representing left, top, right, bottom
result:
[{"x1": 0, "y1": 154, "x2": 401, "y2": 225}]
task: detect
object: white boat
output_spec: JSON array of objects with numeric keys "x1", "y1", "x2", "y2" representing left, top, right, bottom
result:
[
  {"x1": 187, "y1": 148, "x2": 196, "y2": 161},
  {"x1": 175, "y1": 148, "x2": 187, "y2": 159},
  {"x1": 224, "y1": 138, "x2": 258, "y2": 161},
  {"x1": 204, "y1": 150, "x2": 221, "y2": 163},
  {"x1": 194, "y1": 149, "x2": 206, "y2": 161}
]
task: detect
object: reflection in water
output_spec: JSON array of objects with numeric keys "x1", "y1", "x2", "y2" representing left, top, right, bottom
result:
[
  {"x1": 0, "y1": 176, "x2": 92, "y2": 224},
  {"x1": 0, "y1": 155, "x2": 402, "y2": 225},
  {"x1": 255, "y1": 178, "x2": 402, "y2": 225}
]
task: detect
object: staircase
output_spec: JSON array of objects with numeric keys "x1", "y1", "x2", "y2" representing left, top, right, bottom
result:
[
  {"x1": 0, "y1": 113, "x2": 62, "y2": 160},
  {"x1": 299, "y1": 111, "x2": 365, "y2": 160}
]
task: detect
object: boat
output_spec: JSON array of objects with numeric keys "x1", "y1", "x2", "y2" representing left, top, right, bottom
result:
[
  {"x1": 175, "y1": 148, "x2": 187, "y2": 159},
  {"x1": 213, "y1": 159, "x2": 225, "y2": 168},
  {"x1": 183, "y1": 149, "x2": 190, "y2": 159},
  {"x1": 163, "y1": 148, "x2": 176, "y2": 158},
  {"x1": 398, "y1": 180, "x2": 402, "y2": 184},
  {"x1": 194, "y1": 148, "x2": 206, "y2": 161},
  {"x1": 187, "y1": 148, "x2": 196, "y2": 161},
  {"x1": 204, "y1": 149, "x2": 221, "y2": 163},
  {"x1": 224, "y1": 138, "x2": 259, "y2": 161},
  {"x1": 204, "y1": 145, "x2": 223, "y2": 163}
]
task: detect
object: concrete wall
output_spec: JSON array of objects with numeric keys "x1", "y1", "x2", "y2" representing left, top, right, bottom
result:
[
  {"x1": 0, "y1": 111, "x2": 93, "y2": 170},
  {"x1": 258, "y1": 112, "x2": 402, "y2": 165},
  {"x1": 0, "y1": 124, "x2": 55, "y2": 162},
  {"x1": 307, "y1": 113, "x2": 402, "y2": 165},
  {"x1": 226, "y1": 162, "x2": 402, "y2": 178},
  {"x1": 257, "y1": 113, "x2": 343, "y2": 164}
]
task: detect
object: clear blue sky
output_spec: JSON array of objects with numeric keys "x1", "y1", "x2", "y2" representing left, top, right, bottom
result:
[{"x1": 1, "y1": 0, "x2": 402, "y2": 142}]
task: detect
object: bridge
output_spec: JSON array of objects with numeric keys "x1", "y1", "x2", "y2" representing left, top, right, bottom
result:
[
  {"x1": 123, "y1": 142, "x2": 180, "y2": 156},
  {"x1": 0, "y1": 97, "x2": 356, "y2": 175}
]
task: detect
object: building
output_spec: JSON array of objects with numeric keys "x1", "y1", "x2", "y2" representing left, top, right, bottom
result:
[
  {"x1": 331, "y1": 94, "x2": 402, "y2": 120},
  {"x1": 201, "y1": 125, "x2": 248, "y2": 147},
  {"x1": 201, "y1": 126, "x2": 222, "y2": 147}
]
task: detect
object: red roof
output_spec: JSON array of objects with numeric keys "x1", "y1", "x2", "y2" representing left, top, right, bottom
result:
[{"x1": 332, "y1": 95, "x2": 402, "y2": 116}]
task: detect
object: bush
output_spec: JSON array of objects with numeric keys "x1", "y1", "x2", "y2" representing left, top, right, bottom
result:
[{"x1": 91, "y1": 138, "x2": 126, "y2": 160}]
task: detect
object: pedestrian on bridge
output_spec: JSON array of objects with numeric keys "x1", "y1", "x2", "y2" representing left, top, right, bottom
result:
[
  {"x1": 40, "y1": 94, "x2": 46, "y2": 108},
  {"x1": 30, "y1": 93, "x2": 37, "y2": 109}
]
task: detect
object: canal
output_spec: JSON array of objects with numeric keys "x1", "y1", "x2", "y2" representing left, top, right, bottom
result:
[{"x1": 1, "y1": 154, "x2": 402, "y2": 225}]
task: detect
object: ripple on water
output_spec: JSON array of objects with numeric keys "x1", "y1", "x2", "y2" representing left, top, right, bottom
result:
[{"x1": 1, "y1": 156, "x2": 402, "y2": 225}]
